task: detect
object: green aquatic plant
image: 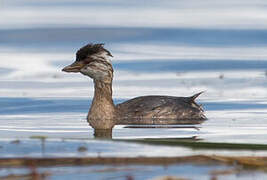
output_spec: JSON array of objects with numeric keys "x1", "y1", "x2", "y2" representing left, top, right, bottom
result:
[{"x1": 116, "y1": 138, "x2": 267, "y2": 150}]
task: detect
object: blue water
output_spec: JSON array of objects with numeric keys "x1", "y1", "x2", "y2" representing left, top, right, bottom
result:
[
  {"x1": 114, "y1": 60, "x2": 267, "y2": 72},
  {"x1": 1, "y1": 28, "x2": 267, "y2": 48},
  {"x1": 3, "y1": 164, "x2": 263, "y2": 180},
  {"x1": 1, "y1": 98, "x2": 267, "y2": 115},
  {"x1": 1, "y1": 0, "x2": 267, "y2": 179}
]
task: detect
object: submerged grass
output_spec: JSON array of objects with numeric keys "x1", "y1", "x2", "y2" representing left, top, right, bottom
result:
[
  {"x1": 0, "y1": 155, "x2": 267, "y2": 171},
  {"x1": 115, "y1": 138, "x2": 267, "y2": 150}
]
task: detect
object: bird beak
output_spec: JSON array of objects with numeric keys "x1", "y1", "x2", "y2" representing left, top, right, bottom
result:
[{"x1": 62, "y1": 61, "x2": 85, "y2": 73}]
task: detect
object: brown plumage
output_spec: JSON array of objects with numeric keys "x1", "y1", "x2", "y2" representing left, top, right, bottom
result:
[
  {"x1": 117, "y1": 93, "x2": 206, "y2": 125},
  {"x1": 62, "y1": 43, "x2": 207, "y2": 130}
]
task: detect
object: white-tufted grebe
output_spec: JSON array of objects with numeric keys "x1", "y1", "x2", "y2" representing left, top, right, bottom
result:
[{"x1": 62, "y1": 43, "x2": 207, "y2": 131}]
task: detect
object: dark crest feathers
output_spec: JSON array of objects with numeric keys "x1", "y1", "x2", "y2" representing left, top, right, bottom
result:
[{"x1": 76, "y1": 43, "x2": 113, "y2": 61}]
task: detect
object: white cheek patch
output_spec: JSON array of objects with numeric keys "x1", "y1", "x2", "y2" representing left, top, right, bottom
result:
[
  {"x1": 81, "y1": 52, "x2": 113, "y2": 83},
  {"x1": 80, "y1": 66, "x2": 95, "y2": 78},
  {"x1": 80, "y1": 63, "x2": 110, "y2": 81},
  {"x1": 90, "y1": 52, "x2": 112, "y2": 64}
]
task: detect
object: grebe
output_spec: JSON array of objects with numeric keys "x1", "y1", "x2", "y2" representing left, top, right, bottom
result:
[{"x1": 62, "y1": 43, "x2": 207, "y2": 131}]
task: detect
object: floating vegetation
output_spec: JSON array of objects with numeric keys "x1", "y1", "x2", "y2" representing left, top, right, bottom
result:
[
  {"x1": 10, "y1": 140, "x2": 20, "y2": 144},
  {"x1": 117, "y1": 138, "x2": 267, "y2": 151},
  {"x1": 0, "y1": 155, "x2": 267, "y2": 171},
  {"x1": 152, "y1": 176, "x2": 189, "y2": 180},
  {"x1": 0, "y1": 171, "x2": 49, "y2": 180},
  {"x1": 30, "y1": 136, "x2": 47, "y2": 140},
  {"x1": 77, "y1": 146, "x2": 88, "y2": 152}
]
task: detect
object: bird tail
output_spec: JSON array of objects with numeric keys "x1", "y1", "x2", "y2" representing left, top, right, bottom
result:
[
  {"x1": 190, "y1": 91, "x2": 205, "y2": 101},
  {"x1": 189, "y1": 91, "x2": 205, "y2": 112}
]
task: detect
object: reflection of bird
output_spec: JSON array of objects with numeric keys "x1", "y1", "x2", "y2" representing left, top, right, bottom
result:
[{"x1": 62, "y1": 43, "x2": 207, "y2": 130}]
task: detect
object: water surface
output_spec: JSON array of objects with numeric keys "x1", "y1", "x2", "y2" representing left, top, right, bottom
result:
[{"x1": 1, "y1": 0, "x2": 267, "y2": 179}]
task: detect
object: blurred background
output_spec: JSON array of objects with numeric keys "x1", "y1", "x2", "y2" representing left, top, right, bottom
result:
[
  {"x1": 1, "y1": 0, "x2": 267, "y2": 100},
  {"x1": 1, "y1": 0, "x2": 267, "y2": 166}
]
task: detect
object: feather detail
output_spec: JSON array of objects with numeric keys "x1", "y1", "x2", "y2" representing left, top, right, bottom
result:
[{"x1": 76, "y1": 43, "x2": 113, "y2": 61}]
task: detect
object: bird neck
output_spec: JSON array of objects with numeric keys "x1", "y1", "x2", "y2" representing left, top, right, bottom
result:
[
  {"x1": 92, "y1": 80, "x2": 114, "y2": 106},
  {"x1": 87, "y1": 79, "x2": 116, "y2": 130}
]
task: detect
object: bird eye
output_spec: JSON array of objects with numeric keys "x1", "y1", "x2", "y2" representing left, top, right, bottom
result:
[{"x1": 81, "y1": 57, "x2": 95, "y2": 65}]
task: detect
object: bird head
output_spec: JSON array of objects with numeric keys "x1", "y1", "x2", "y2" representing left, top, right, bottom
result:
[{"x1": 62, "y1": 43, "x2": 113, "y2": 83}]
